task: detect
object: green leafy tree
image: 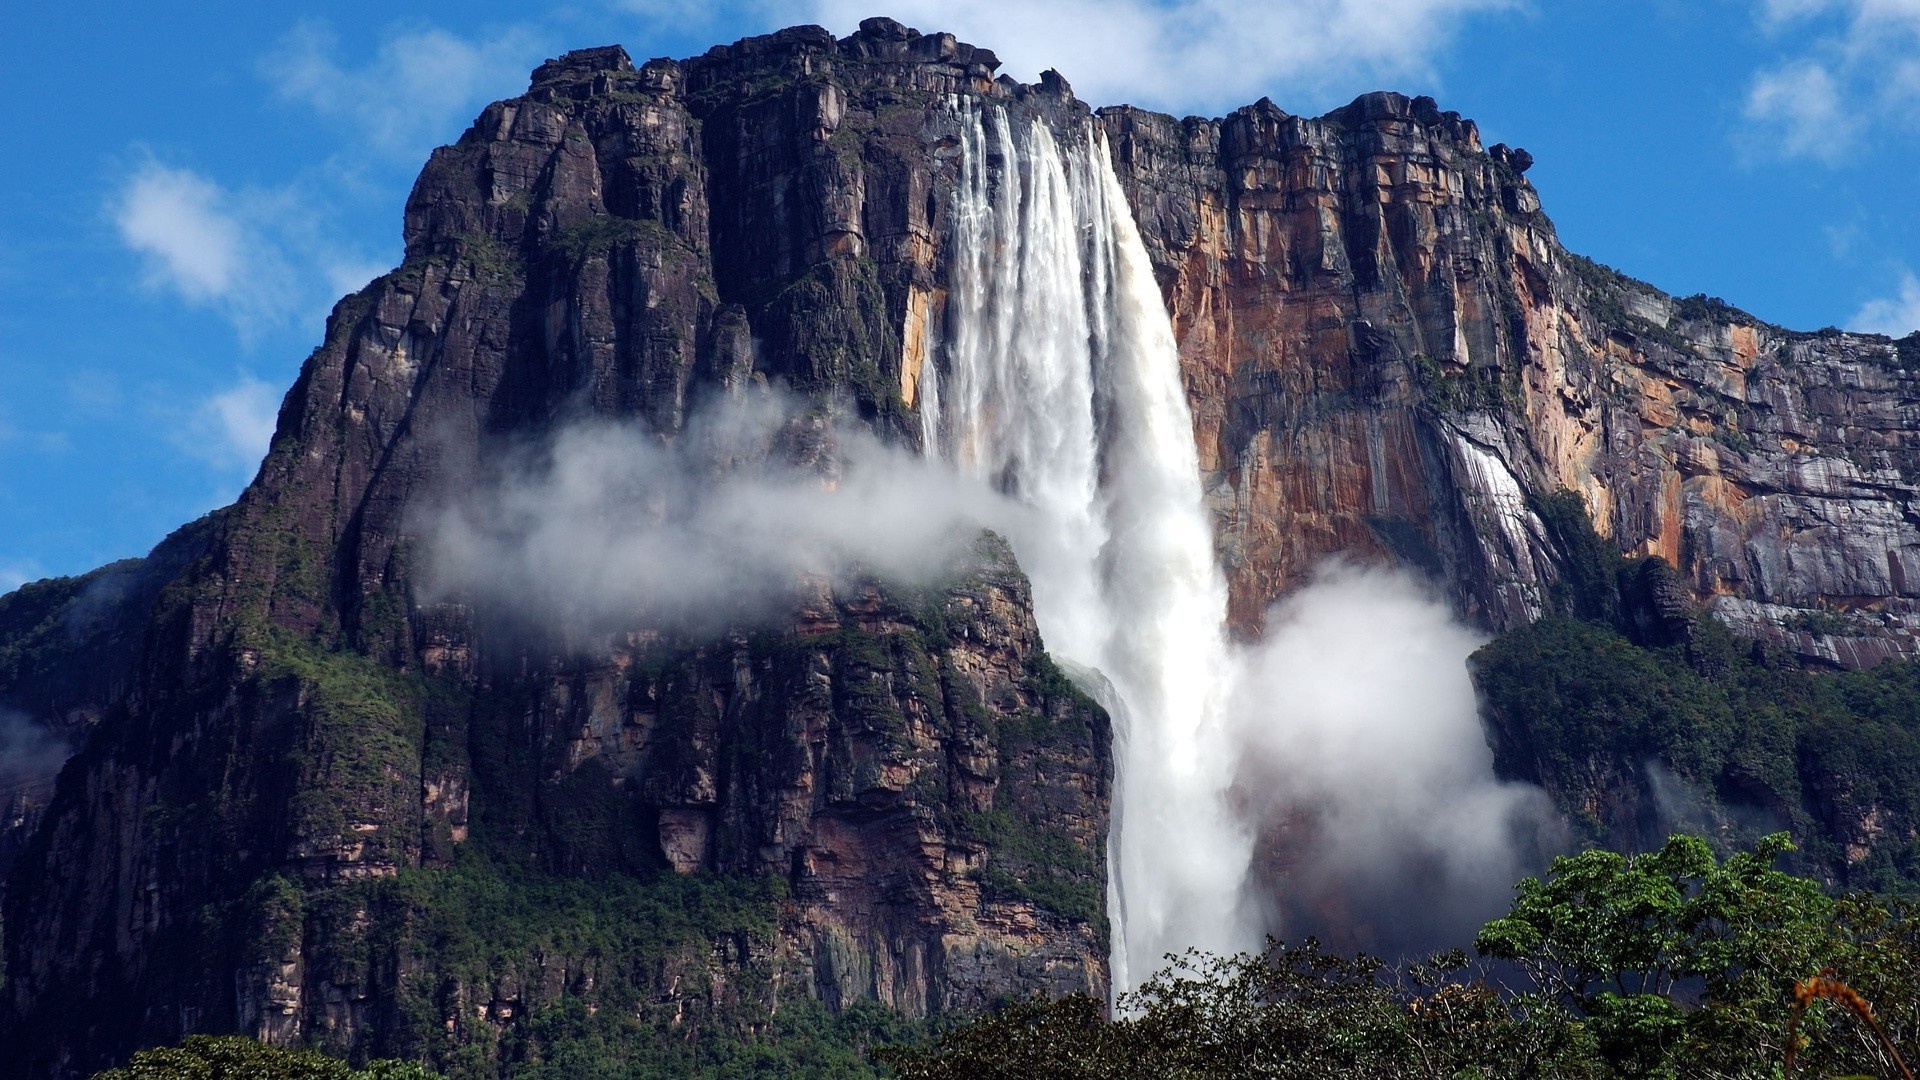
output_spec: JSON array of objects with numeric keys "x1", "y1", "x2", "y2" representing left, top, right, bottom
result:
[{"x1": 1474, "y1": 832, "x2": 1892, "y2": 1077}]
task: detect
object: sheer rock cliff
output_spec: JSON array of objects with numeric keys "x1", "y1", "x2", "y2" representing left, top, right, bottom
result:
[
  {"x1": 1, "y1": 27, "x2": 1113, "y2": 1077},
  {"x1": 4, "y1": 17, "x2": 1920, "y2": 1076},
  {"x1": 1102, "y1": 95, "x2": 1920, "y2": 657}
]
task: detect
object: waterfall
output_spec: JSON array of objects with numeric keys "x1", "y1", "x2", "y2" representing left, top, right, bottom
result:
[{"x1": 928, "y1": 100, "x2": 1256, "y2": 993}]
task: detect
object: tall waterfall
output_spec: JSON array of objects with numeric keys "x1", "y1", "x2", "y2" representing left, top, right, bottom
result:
[{"x1": 926, "y1": 101, "x2": 1256, "y2": 992}]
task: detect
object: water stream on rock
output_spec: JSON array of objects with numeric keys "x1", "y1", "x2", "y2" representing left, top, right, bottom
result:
[{"x1": 927, "y1": 100, "x2": 1256, "y2": 994}]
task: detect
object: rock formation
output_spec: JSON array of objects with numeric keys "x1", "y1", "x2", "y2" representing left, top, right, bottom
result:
[
  {"x1": 1102, "y1": 94, "x2": 1920, "y2": 658},
  {"x1": 4, "y1": 16, "x2": 1920, "y2": 1076}
]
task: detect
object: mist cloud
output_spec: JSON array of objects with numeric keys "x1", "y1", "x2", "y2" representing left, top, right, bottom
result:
[
  {"x1": 1226, "y1": 563, "x2": 1556, "y2": 957},
  {"x1": 417, "y1": 392, "x2": 1015, "y2": 638},
  {"x1": 0, "y1": 709, "x2": 72, "y2": 799},
  {"x1": 419, "y1": 395, "x2": 1555, "y2": 959}
]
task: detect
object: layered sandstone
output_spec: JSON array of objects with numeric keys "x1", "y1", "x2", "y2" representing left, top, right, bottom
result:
[{"x1": 1103, "y1": 96, "x2": 1920, "y2": 658}]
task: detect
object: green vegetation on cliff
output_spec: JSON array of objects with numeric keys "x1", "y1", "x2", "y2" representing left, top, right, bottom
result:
[
  {"x1": 105, "y1": 835, "x2": 1920, "y2": 1079},
  {"x1": 1477, "y1": 491, "x2": 1920, "y2": 890},
  {"x1": 115, "y1": 550, "x2": 1104, "y2": 1079},
  {"x1": 257, "y1": 854, "x2": 918, "y2": 1077}
]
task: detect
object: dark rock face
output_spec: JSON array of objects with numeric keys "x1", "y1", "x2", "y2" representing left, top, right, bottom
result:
[
  {"x1": 6, "y1": 18, "x2": 1920, "y2": 1076},
  {"x1": 0, "y1": 516, "x2": 216, "y2": 885}
]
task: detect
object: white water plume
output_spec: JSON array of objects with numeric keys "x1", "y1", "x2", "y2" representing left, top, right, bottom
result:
[
  {"x1": 928, "y1": 100, "x2": 1256, "y2": 991},
  {"x1": 928, "y1": 100, "x2": 1554, "y2": 992}
]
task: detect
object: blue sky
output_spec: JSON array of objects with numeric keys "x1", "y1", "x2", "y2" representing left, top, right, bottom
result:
[{"x1": 3, "y1": 0, "x2": 1918, "y2": 588}]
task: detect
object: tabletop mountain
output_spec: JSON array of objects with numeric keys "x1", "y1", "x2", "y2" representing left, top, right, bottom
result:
[{"x1": 5, "y1": 18, "x2": 1920, "y2": 1078}]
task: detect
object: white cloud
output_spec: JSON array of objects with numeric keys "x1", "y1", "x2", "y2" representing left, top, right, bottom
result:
[
  {"x1": 1742, "y1": 61, "x2": 1856, "y2": 162},
  {"x1": 782, "y1": 0, "x2": 1513, "y2": 113},
  {"x1": 113, "y1": 162, "x2": 303, "y2": 337},
  {"x1": 179, "y1": 375, "x2": 281, "y2": 476},
  {"x1": 112, "y1": 159, "x2": 391, "y2": 341},
  {"x1": 1853, "y1": 270, "x2": 1920, "y2": 336},
  {"x1": 263, "y1": 20, "x2": 546, "y2": 157},
  {"x1": 1745, "y1": 0, "x2": 1920, "y2": 160},
  {"x1": 116, "y1": 163, "x2": 247, "y2": 305}
]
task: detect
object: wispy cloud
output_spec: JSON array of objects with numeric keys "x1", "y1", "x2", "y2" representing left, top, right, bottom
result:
[
  {"x1": 65, "y1": 372, "x2": 124, "y2": 417},
  {"x1": 0, "y1": 561, "x2": 42, "y2": 594},
  {"x1": 1853, "y1": 270, "x2": 1920, "y2": 336},
  {"x1": 1742, "y1": 62, "x2": 1857, "y2": 163},
  {"x1": 1744, "y1": 0, "x2": 1920, "y2": 161},
  {"x1": 176, "y1": 375, "x2": 281, "y2": 477},
  {"x1": 744, "y1": 0, "x2": 1517, "y2": 113},
  {"x1": 111, "y1": 19, "x2": 538, "y2": 342},
  {"x1": 111, "y1": 159, "x2": 388, "y2": 341},
  {"x1": 115, "y1": 163, "x2": 249, "y2": 305},
  {"x1": 610, "y1": 0, "x2": 733, "y2": 35},
  {"x1": 261, "y1": 20, "x2": 546, "y2": 158}
]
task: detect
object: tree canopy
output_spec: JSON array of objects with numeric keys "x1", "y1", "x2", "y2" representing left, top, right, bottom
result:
[{"x1": 888, "y1": 833, "x2": 1920, "y2": 1079}]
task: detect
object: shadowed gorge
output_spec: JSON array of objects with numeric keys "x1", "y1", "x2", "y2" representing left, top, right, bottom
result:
[{"x1": 6, "y1": 16, "x2": 1920, "y2": 1078}]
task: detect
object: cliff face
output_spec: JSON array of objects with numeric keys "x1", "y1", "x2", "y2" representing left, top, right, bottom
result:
[
  {"x1": 6, "y1": 16, "x2": 1920, "y2": 1076},
  {"x1": 5, "y1": 536, "x2": 1106, "y2": 1075},
  {"x1": 1, "y1": 27, "x2": 1112, "y2": 1078},
  {"x1": 0, "y1": 516, "x2": 216, "y2": 887},
  {"x1": 1102, "y1": 96, "x2": 1920, "y2": 657}
]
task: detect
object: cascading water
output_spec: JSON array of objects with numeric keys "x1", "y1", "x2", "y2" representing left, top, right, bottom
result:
[{"x1": 926, "y1": 100, "x2": 1257, "y2": 993}]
